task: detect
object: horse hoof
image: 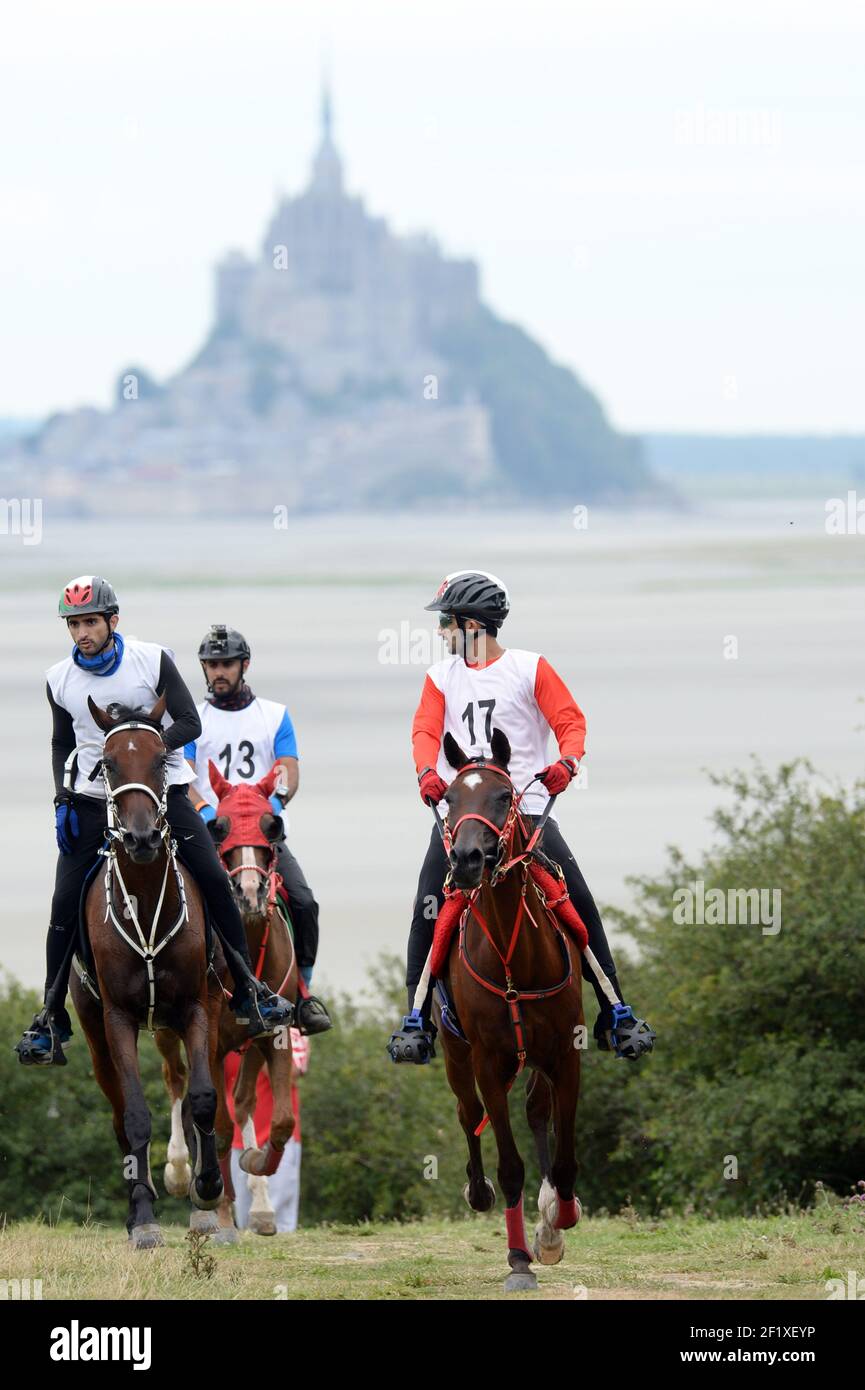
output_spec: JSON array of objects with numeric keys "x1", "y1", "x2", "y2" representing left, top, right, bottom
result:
[
  {"x1": 463, "y1": 1176, "x2": 496, "y2": 1212},
  {"x1": 188, "y1": 1176, "x2": 223, "y2": 1211},
  {"x1": 504, "y1": 1263, "x2": 538, "y2": 1293},
  {"x1": 248, "y1": 1213, "x2": 277, "y2": 1236},
  {"x1": 129, "y1": 1223, "x2": 164, "y2": 1251},
  {"x1": 210, "y1": 1225, "x2": 240, "y2": 1246},
  {"x1": 189, "y1": 1209, "x2": 219, "y2": 1234},
  {"x1": 533, "y1": 1227, "x2": 565, "y2": 1265},
  {"x1": 164, "y1": 1161, "x2": 192, "y2": 1197}
]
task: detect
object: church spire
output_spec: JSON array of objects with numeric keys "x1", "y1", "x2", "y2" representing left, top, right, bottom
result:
[{"x1": 310, "y1": 78, "x2": 343, "y2": 197}]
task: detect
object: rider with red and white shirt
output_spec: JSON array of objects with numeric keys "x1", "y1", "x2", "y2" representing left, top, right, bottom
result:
[{"x1": 388, "y1": 570, "x2": 656, "y2": 1064}]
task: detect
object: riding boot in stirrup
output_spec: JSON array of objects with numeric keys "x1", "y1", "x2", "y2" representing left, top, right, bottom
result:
[
  {"x1": 15, "y1": 1008, "x2": 73, "y2": 1067},
  {"x1": 594, "y1": 1003, "x2": 656, "y2": 1061},
  {"x1": 232, "y1": 981, "x2": 295, "y2": 1041},
  {"x1": 295, "y1": 994, "x2": 333, "y2": 1035},
  {"x1": 387, "y1": 1009, "x2": 437, "y2": 1064}
]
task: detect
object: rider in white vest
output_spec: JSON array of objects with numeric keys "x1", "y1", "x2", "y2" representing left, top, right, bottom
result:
[
  {"x1": 185, "y1": 625, "x2": 332, "y2": 1034},
  {"x1": 387, "y1": 570, "x2": 656, "y2": 1065},
  {"x1": 15, "y1": 577, "x2": 294, "y2": 1066}
]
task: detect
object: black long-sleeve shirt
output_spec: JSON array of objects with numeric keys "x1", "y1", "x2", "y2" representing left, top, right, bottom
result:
[{"x1": 48, "y1": 650, "x2": 201, "y2": 795}]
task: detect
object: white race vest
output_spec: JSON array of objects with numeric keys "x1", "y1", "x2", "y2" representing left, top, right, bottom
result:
[
  {"x1": 187, "y1": 697, "x2": 295, "y2": 809},
  {"x1": 46, "y1": 640, "x2": 196, "y2": 800},
  {"x1": 428, "y1": 649, "x2": 554, "y2": 816}
]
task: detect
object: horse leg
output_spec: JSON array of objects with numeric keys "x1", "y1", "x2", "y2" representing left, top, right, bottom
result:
[
  {"x1": 525, "y1": 1069, "x2": 565, "y2": 1264},
  {"x1": 102, "y1": 1010, "x2": 163, "y2": 1250},
  {"x1": 441, "y1": 1037, "x2": 496, "y2": 1212},
  {"x1": 154, "y1": 1030, "x2": 192, "y2": 1198},
  {"x1": 183, "y1": 999, "x2": 223, "y2": 1212},
  {"x1": 234, "y1": 1045, "x2": 276, "y2": 1236},
  {"x1": 474, "y1": 1054, "x2": 537, "y2": 1293},
  {"x1": 212, "y1": 1047, "x2": 240, "y2": 1245},
  {"x1": 549, "y1": 1055, "x2": 583, "y2": 1234},
  {"x1": 74, "y1": 992, "x2": 142, "y2": 1242},
  {"x1": 241, "y1": 1034, "x2": 295, "y2": 1178}
]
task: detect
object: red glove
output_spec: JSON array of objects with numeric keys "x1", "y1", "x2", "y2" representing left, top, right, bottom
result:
[
  {"x1": 418, "y1": 767, "x2": 448, "y2": 805},
  {"x1": 536, "y1": 758, "x2": 578, "y2": 796}
]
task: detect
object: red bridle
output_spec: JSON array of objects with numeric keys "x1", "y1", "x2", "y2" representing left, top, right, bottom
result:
[
  {"x1": 443, "y1": 759, "x2": 546, "y2": 883},
  {"x1": 220, "y1": 842, "x2": 283, "y2": 979}
]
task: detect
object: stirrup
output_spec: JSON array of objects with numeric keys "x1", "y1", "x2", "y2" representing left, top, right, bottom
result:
[
  {"x1": 15, "y1": 1010, "x2": 71, "y2": 1067},
  {"x1": 387, "y1": 1010, "x2": 436, "y2": 1064},
  {"x1": 234, "y1": 987, "x2": 295, "y2": 1040},
  {"x1": 602, "y1": 1003, "x2": 656, "y2": 1061},
  {"x1": 296, "y1": 995, "x2": 333, "y2": 1036}
]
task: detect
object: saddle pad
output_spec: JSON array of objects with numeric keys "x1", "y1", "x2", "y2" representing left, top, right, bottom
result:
[{"x1": 429, "y1": 863, "x2": 589, "y2": 979}]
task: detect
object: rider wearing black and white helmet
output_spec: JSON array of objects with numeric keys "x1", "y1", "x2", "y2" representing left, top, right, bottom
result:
[{"x1": 185, "y1": 623, "x2": 332, "y2": 1035}]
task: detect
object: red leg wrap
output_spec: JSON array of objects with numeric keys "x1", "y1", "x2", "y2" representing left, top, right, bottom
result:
[
  {"x1": 555, "y1": 1194, "x2": 580, "y2": 1229},
  {"x1": 505, "y1": 1197, "x2": 532, "y2": 1259}
]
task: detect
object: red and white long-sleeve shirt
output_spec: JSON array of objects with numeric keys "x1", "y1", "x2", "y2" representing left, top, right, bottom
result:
[{"x1": 411, "y1": 648, "x2": 586, "y2": 815}]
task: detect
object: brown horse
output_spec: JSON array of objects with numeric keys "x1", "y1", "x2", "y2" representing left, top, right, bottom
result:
[
  {"x1": 69, "y1": 697, "x2": 225, "y2": 1249},
  {"x1": 160, "y1": 762, "x2": 298, "y2": 1242},
  {"x1": 432, "y1": 729, "x2": 584, "y2": 1292}
]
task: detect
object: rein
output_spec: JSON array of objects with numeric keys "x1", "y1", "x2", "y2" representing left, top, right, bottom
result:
[{"x1": 100, "y1": 721, "x2": 188, "y2": 1031}]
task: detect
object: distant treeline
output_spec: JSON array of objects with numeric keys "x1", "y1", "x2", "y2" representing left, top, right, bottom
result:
[{"x1": 646, "y1": 433, "x2": 865, "y2": 487}]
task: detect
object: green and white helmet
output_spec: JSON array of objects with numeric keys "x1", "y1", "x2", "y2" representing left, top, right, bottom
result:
[{"x1": 58, "y1": 575, "x2": 119, "y2": 618}]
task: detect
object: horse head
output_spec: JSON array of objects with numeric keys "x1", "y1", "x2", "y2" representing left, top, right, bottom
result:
[
  {"x1": 89, "y1": 694, "x2": 168, "y2": 864},
  {"x1": 443, "y1": 728, "x2": 515, "y2": 889},
  {"x1": 206, "y1": 761, "x2": 284, "y2": 917}
]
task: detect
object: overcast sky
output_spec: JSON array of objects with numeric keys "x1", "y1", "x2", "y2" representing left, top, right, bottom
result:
[{"x1": 1, "y1": 0, "x2": 862, "y2": 431}]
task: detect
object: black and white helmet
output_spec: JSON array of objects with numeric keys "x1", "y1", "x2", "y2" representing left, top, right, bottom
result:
[
  {"x1": 424, "y1": 570, "x2": 510, "y2": 630},
  {"x1": 197, "y1": 625, "x2": 251, "y2": 662}
]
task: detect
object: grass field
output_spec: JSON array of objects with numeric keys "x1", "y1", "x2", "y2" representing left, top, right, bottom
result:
[{"x1": 1, "y1": 1206, "x2": 860, "y2": 1301}]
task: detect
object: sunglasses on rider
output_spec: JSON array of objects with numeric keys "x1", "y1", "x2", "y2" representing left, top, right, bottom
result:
[{"x1": 438, "y1": 612, "x2": 457, "y2": 628}]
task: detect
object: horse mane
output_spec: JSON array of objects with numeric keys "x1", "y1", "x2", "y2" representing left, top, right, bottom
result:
[{"x1": 107, "y1": 703, "x2": 164, "y2": 732}]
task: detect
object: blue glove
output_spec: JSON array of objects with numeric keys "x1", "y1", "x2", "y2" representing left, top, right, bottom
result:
[
  {"x1": 268, "y1": 794, "x2": 285, "y2": 817},
  {"x1": 199, "y1": 803, "x2": 217, "y2": 824},
  {"x1": 54, "y1": 796, "x2": 79, "y2": 854}
]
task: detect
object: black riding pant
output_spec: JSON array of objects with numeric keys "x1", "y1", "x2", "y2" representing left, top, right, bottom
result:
[
  {"x1": 46, "y1": 787, "x2": 254, "y2": 1009},
  {"x1": 274, "y1": 841, "x2": 319, "y2": 969},
  {"x1": 406, "y1": 820, "x2": 621, "y2": 1015}
]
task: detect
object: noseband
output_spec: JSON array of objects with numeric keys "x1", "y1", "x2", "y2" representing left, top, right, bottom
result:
[{"x1": 101, "y1": 720, "x2": 169, "y2": 845}]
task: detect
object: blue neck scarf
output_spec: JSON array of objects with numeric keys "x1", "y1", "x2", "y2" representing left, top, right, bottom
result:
[{"x1": 72, "y1": 631, "x2": 125, "y2": 676}]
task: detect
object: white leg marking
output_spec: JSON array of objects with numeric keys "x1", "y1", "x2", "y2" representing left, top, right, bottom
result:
[
  {"x1": 242, "y1": 1118, "x2": 274, "y2": 1218},
  {"x1": 164, "y1": 1098, "x2": 192, "y2": 1196}
]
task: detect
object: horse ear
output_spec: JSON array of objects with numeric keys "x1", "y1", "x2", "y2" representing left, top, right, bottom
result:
[
  {"x1": 148, "y1": 693, "x2": 167, "y2": 726},
  {"x1": 255, "y1": 764, "x2": 278, "y2": 798},
  {"x1": 490, "y1": 728, "x2": 511, "y2": 770},
  {"x1": 209, "y1": 816, "x2": 230, "y2": 845},
  {"x1": 208, "y1": 759, "x2": 232, "y2": 802},
  {"x1": 260, "y1": 812, "x2": 285, "y2": 844},
  {"x1": 88, "y1": 695, "x2": 114, "y2": 732},
  {"x1": 443, "y1": 732, "x2": 468, "y2": 771}
]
